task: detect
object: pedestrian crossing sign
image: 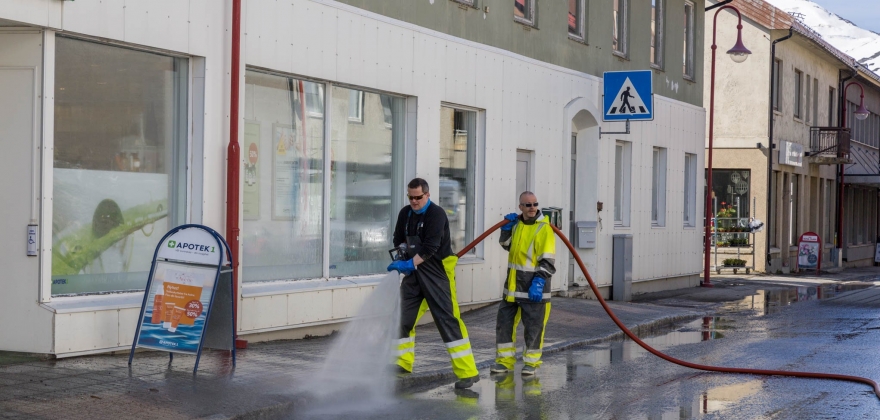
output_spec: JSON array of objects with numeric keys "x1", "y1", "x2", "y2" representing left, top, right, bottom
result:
[{"x1": 603, "y1": 70, "x2": 653, "y2": 121}]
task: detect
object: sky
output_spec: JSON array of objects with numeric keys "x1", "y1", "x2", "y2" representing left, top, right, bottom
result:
[{"x1": 808, "y1": 0, "x2": 880, "y2": 34}]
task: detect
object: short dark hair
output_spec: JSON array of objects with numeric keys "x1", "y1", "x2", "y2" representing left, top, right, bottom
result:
[{"x1": 408, "y1": 178, "x2": 430, "y2": 193}]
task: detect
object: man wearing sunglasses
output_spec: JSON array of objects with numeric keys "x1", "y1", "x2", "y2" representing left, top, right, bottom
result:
[
  {"x1": 492, "y1": 191, "x2": 556, "y2": 376},
  {"x1": 387, "y1": 178, "x2": 480, "y2": 389}
]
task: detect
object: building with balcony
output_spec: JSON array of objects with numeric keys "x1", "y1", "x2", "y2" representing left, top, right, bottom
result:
[
  {"x1": 0, "y1": 0, "x2": 708, "y2": 356},
  {"x1": 703, "y1": 0, "x2": 871, "y2": 273}
]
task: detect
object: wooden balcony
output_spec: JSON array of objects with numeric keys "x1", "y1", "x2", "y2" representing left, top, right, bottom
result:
[{"x1": 806, "y1": 127, "x2": 852, "y2": 165}]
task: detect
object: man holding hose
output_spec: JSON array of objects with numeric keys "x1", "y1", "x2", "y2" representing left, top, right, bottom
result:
[
  {"x1": 492, "y1": 191, "x2": 556, "y2": 376},
  {"x1": 387, "y1": 177, "x2": 480, "y2": 389}
]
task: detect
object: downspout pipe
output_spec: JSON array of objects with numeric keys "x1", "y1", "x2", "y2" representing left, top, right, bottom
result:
[
  {"x1": 766, "y1": 28, "x2": 793, "y2": 269},
  {"x1": 226, "y1": 0, "x2": 244, "y2": 347},
  {"x1": 837, "y1": 68, "x2": 856, "y2": 252}
]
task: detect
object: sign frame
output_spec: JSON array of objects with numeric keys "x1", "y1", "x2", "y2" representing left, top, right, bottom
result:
[
  {"x1": 796, "y1": 231, "x2": 822, "y2": 273},
  {"x1": 128, "y1": 224, "x2": 236, "y2": 374},
  {"x1": 603, "y1": 70, "x2": 654, "y2": 122}
]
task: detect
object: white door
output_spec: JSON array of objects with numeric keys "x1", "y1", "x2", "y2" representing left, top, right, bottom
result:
[{"x1": 516, "y1": 150, "x2": 532, "y2": 206}]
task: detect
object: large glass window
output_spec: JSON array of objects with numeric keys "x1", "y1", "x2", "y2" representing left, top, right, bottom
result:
[
  {"x1": 52, "y1": 37, "x2": 188, "y2": 296},
  {"x1": 242, "y1": 71, "x2": 325, "y2": 281},
  {"x1": 651, "y1": 0, "x2": 665, "y2": 68},
  {"x1": 613, "y1": 0, "x2": 629, "y2": 56},
  {"x1": 710, "y1": 169, "x2": 750, "y2": 224},
  {"x1": 684, "y1": 153, "x2": 696, "y2": 226},
  {"x1": 329, "y1": 87, "x2": 406, "y2": 277},
  {"x1": 569, "y1": 0, "x2": 585, "y2": 40},
  {"x1": 440, "y1": 106, "x2": 478, "y2": 254},
  {"x1": 683, "y1": 1, "x2": 694, "y2": 79}
]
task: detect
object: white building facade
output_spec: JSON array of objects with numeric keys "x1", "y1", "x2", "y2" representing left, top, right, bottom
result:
[{"x1": 0, "y1": 0, "x2": 705, "y2": 356}]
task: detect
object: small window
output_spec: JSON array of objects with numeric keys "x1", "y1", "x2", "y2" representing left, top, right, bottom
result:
[
  {"x1": 651, "y1": 147, "x2": 667, "y2": 226},
  {"x1": 348, "y1": 89, "x2": 363, "y2": 123},
  {"x1": 684, "y1": 153, "x2": 697, "y2": 226},
  {"x1": 683, "y1": 1, "x2": 695, "y2": 79},
  {"x1": 614, "y1": 140, "x2": 632, "y2": 226},
  {"x1": 773, "y1": 59, "x2": 782, "y2": 111},
  {"x1": 568, "y1": 0, "x2": 585, "y2": 40},
  {"x1": 613, "y1": 0, "x2": 629, "y2": 56},
  {"x1": 651, "y1": 0, "x2": 665, "y2": 68},
  {"x1": 794, "y1": 69, "x2": 803, "y2": 119},
  {"x1": 514, "y1": 0, "x2": 536, "y2": 26}
]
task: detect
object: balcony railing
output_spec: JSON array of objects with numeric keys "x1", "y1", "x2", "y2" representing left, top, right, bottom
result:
[{"x1": 807, "y1": 127, "x2": 851, "y2": 164}]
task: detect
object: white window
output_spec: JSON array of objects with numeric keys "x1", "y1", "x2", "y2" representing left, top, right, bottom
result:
[
  {"x1": 613, "y1": 0, "x2": 629, "y2": 56},
  {"x1": 569, "y1": 0, "x2": 586, "y2": 40},
  {"x1": 440, "y1": 106, "x2": 482, "y2": 255},
  {"x1": 794, "y1": 69, "x2": 803, "y2": 120},
  {"x1": 514, "y1": 0, "x2": 536, "y2": 26},
  {"x1": 683, "y1": 1, "x2": 695, "y2": 80},
  {"x1": 651, "y1": 148, "x2": 667, "y2": 226},
  {"x1": 348, "y1": 89, "x2": 363, "y2": 123},
  {"x1": 773, "y1": 59, "x2": 782, "y2": 111},
  {"x1": 684, "y1": 153, "x2": 697, "y2": 227},
  {"x1": 651, "y1": 0, "x2": 665, "y2": 68},
  {"x1": 52, "y1": 37, "x2": 189, "y2": 296},
  {"x1": 614, "y1": 141, "x2": 632, "y2": 226}
]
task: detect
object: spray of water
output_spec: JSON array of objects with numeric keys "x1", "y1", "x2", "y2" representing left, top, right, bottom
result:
[{"x1": 296, "y1": 272, "x2": 402, "y2": 414}]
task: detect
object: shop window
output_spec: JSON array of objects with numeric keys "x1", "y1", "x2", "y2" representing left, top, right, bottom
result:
[
  {"x1": 242, "y1": 71, "x2": 325, "y2": 281},
  {"x1": 614, "y1": 141, "x2": 632, "y2": 226},
  {"x1": 651, "y1": 0, "x2": 665, "y2": 69},
  {"x1": 569, "y1": 0, "x2": 586, "y2": 40},
  {"x1": 710, "y1": 169, "x2": 750, "y2": 229},
  {"x1": 514, "y1": 0, "x2": 536, "y2": 27},
  {"x1": 613, "y1": 0, "x2": 629, "y2": 56},
  {"x1": 824, "y1": 179, "x2": 833, "y2": 245},
  {"x1": 440, "y1": 106, "x2": 480, "y2": 255},
  {"x1": 683, "y1": 1, "x2": 694, "y2": 80},
  {"x1": 684, "y1": 153, "x2": 696, "y2": 227},
  {"x1": 52, "y1": 37, "x2": 189, "y2": 295},
  {"x1": 651, "y1": 147, "x2": 667, "y2": 226}
]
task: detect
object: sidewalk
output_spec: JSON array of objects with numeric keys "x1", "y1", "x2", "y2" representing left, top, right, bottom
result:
[{"x1": 2, "y1": 267, "x2": 878, "y2": 420}]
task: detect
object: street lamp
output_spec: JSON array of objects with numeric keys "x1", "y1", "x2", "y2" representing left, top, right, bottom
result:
[
  {"x1": 704, "y1": 6, "x2": 752, "y2": 287},
  {"x1": 842, "y1": 82, "x2": 870, "y2": 123}
]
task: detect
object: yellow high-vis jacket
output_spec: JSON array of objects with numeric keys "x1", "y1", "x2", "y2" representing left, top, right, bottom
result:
[{"x1": 499, "y1": 214, "x2": 556, "y2": 303}]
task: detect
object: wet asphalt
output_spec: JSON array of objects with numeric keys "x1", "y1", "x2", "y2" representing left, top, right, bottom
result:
[{"x1": 3, "y1": 268, "x2": 880, "y2": 419}]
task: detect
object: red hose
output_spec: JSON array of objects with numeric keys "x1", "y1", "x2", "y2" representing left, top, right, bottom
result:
[{"x1": 458, "y1": 219, "x2": 880, "y2": 399}]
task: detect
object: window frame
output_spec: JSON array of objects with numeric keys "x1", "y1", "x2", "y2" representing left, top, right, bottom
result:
[
  {"x1": 347, "y1": 89, "x2": 364, "y2": 123},
  {"x1": 805, "y1": 74, "x2": 812, "y2": 124},
  {"x1": 451, "y1": 0, "x2": 476, "y2": 7},
  {"x1": 684, "y1": 153, "x2": 697, "y2": 227},
  {"x1": 793, "y1": 69, "x2": 803, "y2": 120},
  {"x1": 568, "y1": 0, "x2": 586, "y2": 41},
  {"x1": 614, "y1": 140, "x2": 632, "y2": 227},
  {"x1": 683, "y1": 0, "x2": 695, "y2": 80},
  {"x1": 651, "y1": 147, "x2": 668, "y2": 227},
  {"x1": 651, "y1": 0, "x2": 665, "y2": 70},
  {"x1": 514, "y1": 0, "x2": 537, "y2": 27},
  {"x1": 613, "y1": 0, "x2": 629, "y2": 57}
]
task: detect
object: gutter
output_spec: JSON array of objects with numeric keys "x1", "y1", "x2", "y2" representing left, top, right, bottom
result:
[{"x1": 766, "y1": 28, "x2": 793, "y2": 268}]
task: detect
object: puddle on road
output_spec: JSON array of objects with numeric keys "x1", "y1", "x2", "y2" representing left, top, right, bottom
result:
[{"x1": 722, "y1": 283, "x2": 872, "y2": 316}]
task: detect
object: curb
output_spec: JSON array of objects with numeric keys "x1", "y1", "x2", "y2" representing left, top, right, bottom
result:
[{"x1": 396, "y1": 309, "x2": 710, "y2": 390}]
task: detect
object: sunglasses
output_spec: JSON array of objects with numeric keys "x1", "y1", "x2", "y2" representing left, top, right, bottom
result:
[
  {"x1": 519, "y1": 202, "x2": 540, "y2": 208},
  {"x1": 408, "y1": 194, "x2": 426, "y2": 201}
]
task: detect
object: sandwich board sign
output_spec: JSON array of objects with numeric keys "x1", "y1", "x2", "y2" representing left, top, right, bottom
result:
[
  {"x1": 603, "y1": 70, "x2": 654, "y2": 121},
  {"x1": 797, "y1": 232, "x2": 822, "y2": 273},
  {"x1": 129, "y1": 224, "x2": 236, "y2": 373}
]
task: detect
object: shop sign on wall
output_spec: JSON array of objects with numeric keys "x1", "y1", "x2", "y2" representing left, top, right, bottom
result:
[{"x1": 779, "y1": 141, "x2": 804, "y2": 167}]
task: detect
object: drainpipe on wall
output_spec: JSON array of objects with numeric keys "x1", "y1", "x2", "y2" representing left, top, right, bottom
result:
[
  {"x1": 766, "y1": 28, "x2": 793, "y2": 270},
  {"x1": 227, "y1": 0, "x2": 246, "y2": 348},
  {"x1": 837, "y1": 68, "x2": 856, "y2": 255}
]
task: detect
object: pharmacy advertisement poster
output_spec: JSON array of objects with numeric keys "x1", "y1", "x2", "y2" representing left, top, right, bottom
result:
[{"x1": 136, "y1": 261, "x2": 217, "y2": 354}]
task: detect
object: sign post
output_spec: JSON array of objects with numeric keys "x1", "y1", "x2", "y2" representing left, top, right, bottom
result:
[
  {"x1": 797, "y1": 232, "x2": 822, "y2": 274},
  {"x1": 128, "y1": 224, "x2": 236, "y2": 374}
]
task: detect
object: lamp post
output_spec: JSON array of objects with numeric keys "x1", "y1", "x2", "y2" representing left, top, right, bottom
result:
[
  {"x1": 836, "y1": 81, "x2": 869, "y2": 251},
  {"x1": 704, "y1": 6, "x2": 751, "y2": 287}
]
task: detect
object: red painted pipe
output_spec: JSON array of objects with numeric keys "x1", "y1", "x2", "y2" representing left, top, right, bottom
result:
[
  {"x1": 460, "y1": 219, "x2": 880, "y2": 399},
  {"x1": 227, "y1": 0, "x2": 245, "y2": 348}
]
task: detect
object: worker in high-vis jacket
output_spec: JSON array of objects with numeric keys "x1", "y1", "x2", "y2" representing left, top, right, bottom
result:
[
  {"x1": 387, "y1": 178, "x2": 480, "y2": 389},
  {"x1": 491, "y1": 191, "x2": 556, "y2": 376}
]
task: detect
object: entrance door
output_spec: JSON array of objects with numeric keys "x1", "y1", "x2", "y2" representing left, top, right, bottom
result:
[{"x1": 516, "y1": 150, "x2": 532, "y2": 206}]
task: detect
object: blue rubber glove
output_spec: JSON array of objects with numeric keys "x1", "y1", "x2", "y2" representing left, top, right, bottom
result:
[
  {"x1": 387, "y1": 259, "x2": 416, "y2": 275},
  {"x1": 528, "y1": 277, "x2": 545, "y2": 302},
  {"x1": 501, "y1": 213, "x2": 518, "y2": 231}
]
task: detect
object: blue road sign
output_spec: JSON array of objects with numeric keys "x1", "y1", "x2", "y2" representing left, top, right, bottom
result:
[{"x1": 603, "y1": 70, "x2": 653, "y2": 121}]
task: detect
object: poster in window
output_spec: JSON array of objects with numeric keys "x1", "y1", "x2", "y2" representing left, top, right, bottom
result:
[
  {"x1": 243, "y1": 121, "x2": 260, "y2": 220},
  {"x1": 272, "y1": 124, "x2": 301, "y2": 220}
]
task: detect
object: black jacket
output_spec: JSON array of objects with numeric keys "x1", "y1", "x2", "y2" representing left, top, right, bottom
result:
[{"x1": 392, "y1": 202, "x2": 454, "y2": 262}]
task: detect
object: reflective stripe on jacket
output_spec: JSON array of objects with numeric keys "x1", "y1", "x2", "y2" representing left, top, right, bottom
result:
[{"x1": 499, "y1": 214, "x2": 556, "y2": 303}]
